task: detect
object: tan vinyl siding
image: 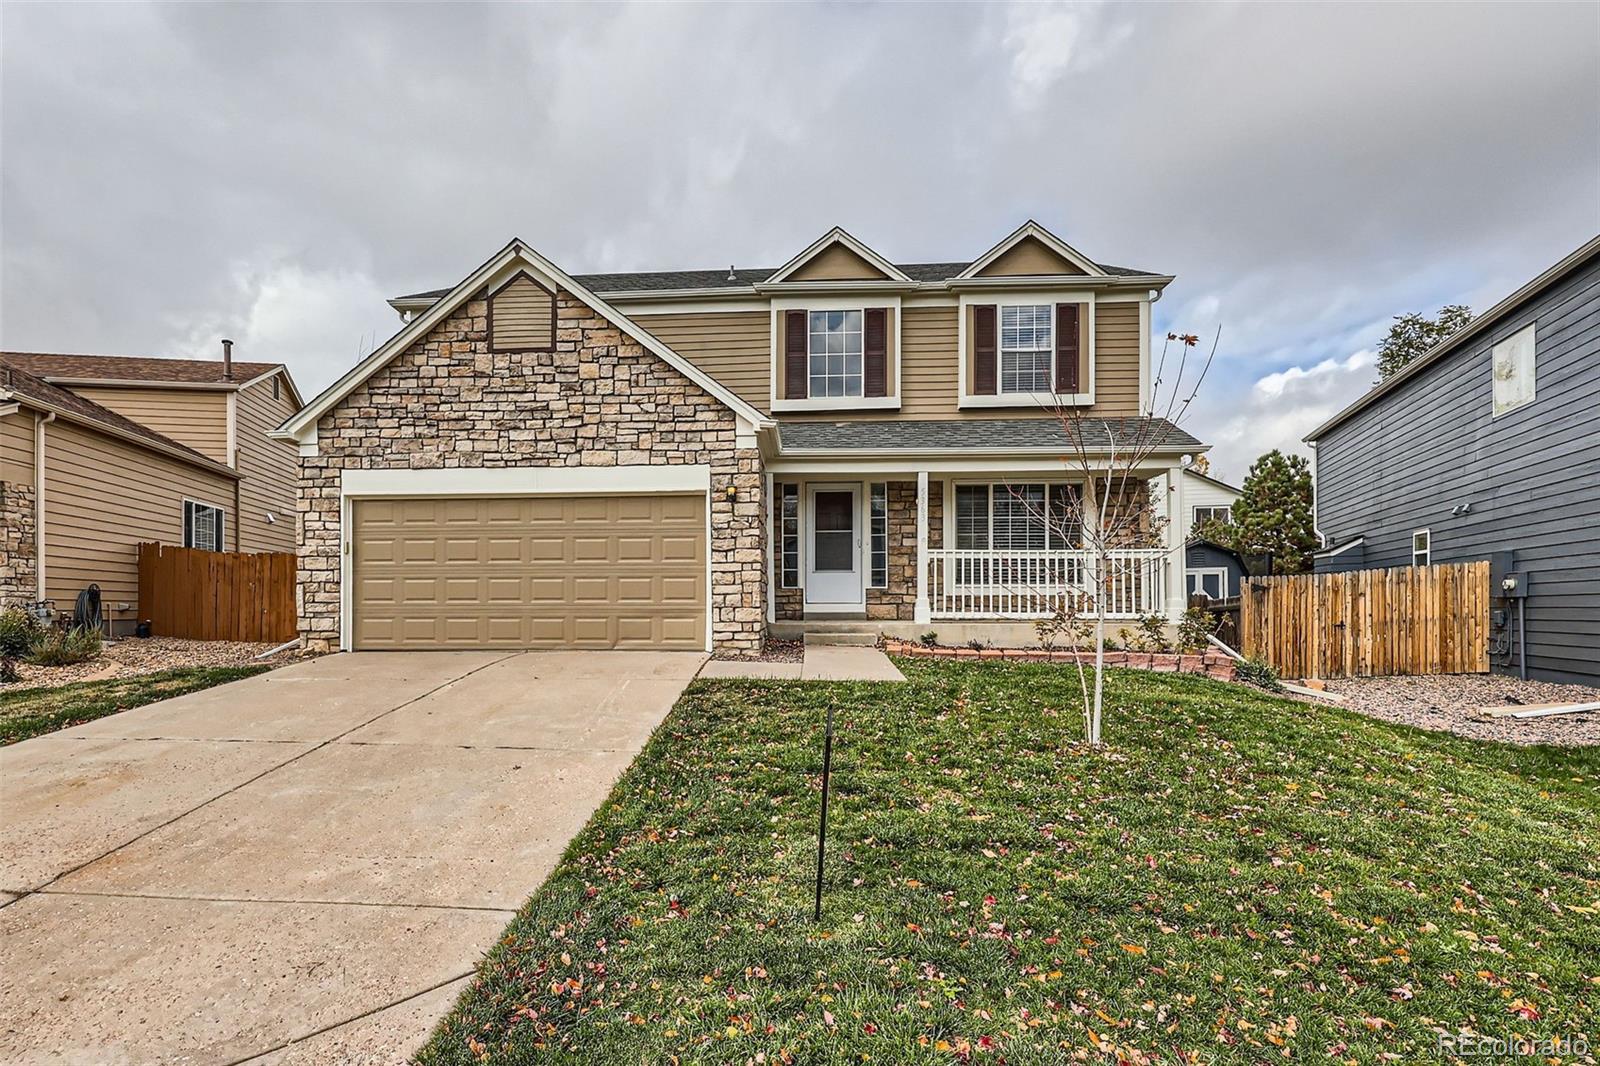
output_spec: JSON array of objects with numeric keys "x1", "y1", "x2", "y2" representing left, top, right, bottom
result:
[
  {"x1": 235, "y1": 376, "x2": 299, "y2": 553},
  {"x1": 1, "y1": 412, "x2": 36, "y2": 487},
  {"x1": 70, "y1": 386, "x2": 230, "y2": 463},
  {"x1": 1093, "y1": 301, "x2": 1141, "y2": 415},
  {"x1": 490, "y1": 275, "x2": 555, "y2": 350},
  {"x1": 634, "y1": 298, "x2": 1143, "y2": 422},
  {"x1": 40, "y1": 418, "x2": 234, "y2": 617},
  {"x1": 974, "y1": 236, "x2": 1084, "y2": 277},
  {"x1": 632, "y1": 311, "x2": 770, "y2": 409},
  {"x1": 786, "y1": 242, "x2": 890, "y2": 281}
]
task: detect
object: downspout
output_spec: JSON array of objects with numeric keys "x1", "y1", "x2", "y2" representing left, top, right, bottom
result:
[
  {"x1": 1307, "y1": 440, "x2": 1326, "y2": 551},
  {"x1": 34, "y1": 412, "x2": 55, "y2": 602},
  {"x1": 1144, "y1": 287, "x2": 1164, "y2": 416}
]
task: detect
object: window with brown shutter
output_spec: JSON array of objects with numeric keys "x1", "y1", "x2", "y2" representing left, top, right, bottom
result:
[
  {"x1": 863, "y1": 308, "x2": 888, "y2": 397},
  {"x1": 1055, "y1": 303, "x2": 1081, "y2": 393},
  {"x1": 973, "y1": 304, "x2": 997, "y2": 395},
  {"x1": 784, "y1": 309, "x2": 808, "y2": 399}
]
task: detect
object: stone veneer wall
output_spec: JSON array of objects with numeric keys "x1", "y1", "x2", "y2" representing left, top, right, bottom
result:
[
  {"x1": 299, "y1": 291, "x2": 766, "y2": 655},
  {"x1": 0, "y1": 482, "x2": 37, "y2": 608}
]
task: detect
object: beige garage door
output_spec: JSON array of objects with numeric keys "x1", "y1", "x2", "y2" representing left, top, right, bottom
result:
[{"x1": 352, "y1": 494, "x2": 706, "y2": 650}]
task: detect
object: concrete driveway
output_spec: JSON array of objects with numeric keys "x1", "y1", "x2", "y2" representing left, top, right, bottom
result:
[{"x1": 0, "y1": 650, "x2": 705, "y2": 1064}]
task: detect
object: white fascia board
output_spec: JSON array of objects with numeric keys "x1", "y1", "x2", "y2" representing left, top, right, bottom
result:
[
  {"x1": 340, "y1": 464, "x2": 712, "y2": 497},
  {"x1": 955, "y1": 220, "x2": 1109, "y2": 280},
  {"x1": 767, "y1": 456, "x2": 1187, "y2": 475},
  {"x1": 1313, "y1": 535, "x2": 1366, "y2": 558},
  {"x1": 280, "y1": 239, "x2": 773, "y2": 445},
  {"x1": 765, "y1": 226, "x2": 912, "y2": 285}
]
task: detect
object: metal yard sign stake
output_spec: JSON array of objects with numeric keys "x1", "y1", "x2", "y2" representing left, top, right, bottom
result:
[{"x1": 813, "y1": 702, "x2": 834, "y2": 922}]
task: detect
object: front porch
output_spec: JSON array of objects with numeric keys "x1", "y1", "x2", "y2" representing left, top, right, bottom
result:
[{"x1": 763, "y1": 461, "x2": 1190, "y2": 629}]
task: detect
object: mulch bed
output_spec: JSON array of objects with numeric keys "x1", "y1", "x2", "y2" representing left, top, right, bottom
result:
[{"x1": 882, "y1": 638, "x2": 1237, "y2": 680}]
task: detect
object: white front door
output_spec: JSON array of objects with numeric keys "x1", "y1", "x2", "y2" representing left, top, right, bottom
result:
[{"x1": 804, "y1": 483, "x2": 862, "y2": 608}]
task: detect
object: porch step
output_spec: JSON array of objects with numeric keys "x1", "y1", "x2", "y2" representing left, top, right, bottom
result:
[{"x1": 802, "y1": 630, "x2": 880, "y2": 647}]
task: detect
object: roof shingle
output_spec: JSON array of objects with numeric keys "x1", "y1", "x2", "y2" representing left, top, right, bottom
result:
[
  {"x1": 393, "y1": 258, "x2": 1163, "y2": 303},
  {"x1": 0, "y1": 351, "x2": 283, "y2": 385},
  {"x1": 777, "y1": 417, "x2": 1202, "y2": 453}
]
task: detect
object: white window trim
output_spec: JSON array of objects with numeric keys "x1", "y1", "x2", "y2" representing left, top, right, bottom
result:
[
  {"x1": 182, "y1": 497, "x2": 226, "y2": 552},
  {"x1": 336, "y1": 464, "x2": 714, "y2": 654},
  {"x1": 770, "y1": 295, "x2": 902, "y2": 412},
  {"x1": 868, "y1": 482, "x2": 888, "y2": 589},
  {"x1": 957, "y1": 291, "x2": 1095, "y2": 409},
  {"x1": 1187, "y1": 567, "x2": 1230, "y2": 599},
  {"x1": 779, "y1": 482, "x2": 801, "y2": 590},
  {"x1": 946, "y1": 479, "x2": 1086, "y2": 551},
  {"x1": 1411, "y1": 528, "x2": 1431, "y2": 568},
  {"x1": 1193, "y1": 505, "x2": 1232, "y2": 526}
]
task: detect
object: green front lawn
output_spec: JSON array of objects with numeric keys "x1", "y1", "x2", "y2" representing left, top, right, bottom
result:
[
  {"x1": 420, "y1": 661, "x2": 1599, "y2": 1064},
  {"x1": 0, "y1": 666, "x2": 271, "y2": 744}
]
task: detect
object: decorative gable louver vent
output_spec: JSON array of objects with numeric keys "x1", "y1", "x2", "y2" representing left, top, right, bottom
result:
[{"x1": 488, "y1": 273, "x2": 556, "y2": 352}]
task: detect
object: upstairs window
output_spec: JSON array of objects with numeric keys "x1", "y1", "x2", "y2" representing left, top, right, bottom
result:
[
  {"x1": 999, "y1": 305, "x2": 1053, "y2": 393},
  {"x1": 808, "y1": 310, "x2": 863, "y2": 398},
  {"x1": 184, "y1": 499, "x2": 225, "y2": 551},
  {"x1": 1194, "y1": 505, "x2": 1232, "y2": 526}
]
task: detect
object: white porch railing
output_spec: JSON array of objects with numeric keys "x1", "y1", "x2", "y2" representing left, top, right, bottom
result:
[{"x1": 925, "y1": 548, "x2": 1166, "y2": 619}]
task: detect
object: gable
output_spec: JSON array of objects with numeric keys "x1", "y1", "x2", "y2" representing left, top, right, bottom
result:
[
  {"x1": 278, "y1": 238, "x2": 769, "y2": 445},
  {"x1": 973, "y1": 235, "x2": 1085, "y2": 278},
  {"x1": 785, "y1": 241, "x2": 893, "y2": 282},
  {"x1": 489, "y1": 273, "x2": 556, "y2": 351}
]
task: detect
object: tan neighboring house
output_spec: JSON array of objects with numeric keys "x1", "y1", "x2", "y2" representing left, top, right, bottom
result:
[
  {"x1": 0, "y1": 349, "x2": 302, "y2": 633},
  {"x1": 275, "y1": 221, "x2": 1207, "y2": 656}
]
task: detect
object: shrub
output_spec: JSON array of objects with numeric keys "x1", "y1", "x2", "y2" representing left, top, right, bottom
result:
[
  {"x1": 965, "y1": 638, "x2": 990, "y2": 652},
  {"x1": 1176, "y1": 606, "x2": 1215, "y2": 654},
  {"x1": 919, "y1": 631, "x2": 939, "y2": 648},
  {"x1": 1129, "y1": 614, "x2": 1172, "y2": 654},
  {"x1": 28, "y1": 625, "x2": 103, "y2": 667},
  {"x1": 1236, "y1": 656, "x2": 1284, "y2": 693},
  {"x1": 0, "y1": 609, "x2": 41, "y2": 660}
]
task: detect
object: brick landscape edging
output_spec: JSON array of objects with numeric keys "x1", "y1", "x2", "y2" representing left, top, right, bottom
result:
[{"x1": 882, "y1": 638, "x2": 1238, "y2": 681}]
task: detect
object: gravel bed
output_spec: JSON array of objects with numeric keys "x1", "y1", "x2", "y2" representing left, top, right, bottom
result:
[
  {"x1": 714, "y1": 638, "x2": 804, "y2": 664},
  {"x1": 1317, "y1": 673, "x2": 1600, "y2": 746},
  {"x1": 2, "y1": 636, "x2": 305, "y2": 690}
]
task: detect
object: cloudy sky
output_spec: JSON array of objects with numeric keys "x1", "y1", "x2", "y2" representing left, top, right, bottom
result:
[{"x1": 3, "y1": 2, "x2": 1596, "y2": 480}]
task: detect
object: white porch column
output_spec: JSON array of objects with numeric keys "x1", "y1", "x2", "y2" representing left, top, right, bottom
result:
[
  {"x1": 914, "y1": 470, "x2": 931, "y2": 624},
  {"x1": 1165, "y1": 462, "x2": 1186, "y2": 622}
]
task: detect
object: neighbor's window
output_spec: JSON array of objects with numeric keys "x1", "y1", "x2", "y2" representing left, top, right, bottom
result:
[
  {"x1": 780, "y1": 484, "x2": 800, "y2": 588},
  {"x1": 1411, "y1": 529, "x2": 1431, "y2": 567},
  {"x1": 1187, "y1": 569, "x2": 1228, "y2": 600},
  {"x1": 999, "y1": 305, "x2": 1053, "y2": 393},
  {"x1": 1491, "y1": 322, "x2": 1536, "y2": 417},
  {"x1": 1194, "y1": 505, "x2": 1232, "y2": 526},
  {"x1": 184, "y1": 500, "x2": 225, "y2": 551},
  {"x1": 808, "y1": 310, "x2": 863, "y2": 398},
  {"x1": 869, "y1": 483, "x2": 888, "y2": 589}
]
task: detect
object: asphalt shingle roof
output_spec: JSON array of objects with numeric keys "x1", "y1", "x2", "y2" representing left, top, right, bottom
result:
[
  {"x1": 394, "y1": 259, "x2": 1162, "y2": 302},
  {"x1": 776, "y1": 417, "x2": 1202, "y2": 453},
  {"x1": 0, "y1": 351, "x2": 283, "y2": 385}
]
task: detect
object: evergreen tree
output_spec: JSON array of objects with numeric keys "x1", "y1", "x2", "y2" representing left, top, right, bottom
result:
[
  {"x1": 1200, "y1": 449, "x2": 1318, "y2": 574},
  {"x1": 1375, "y1": 304, "x2": 1473, "y2": 380}
]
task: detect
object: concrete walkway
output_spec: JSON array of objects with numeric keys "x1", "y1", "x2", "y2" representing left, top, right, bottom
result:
[
  {"x1": 698, "y1": 644, "x2": 905, "y2": 682},
  {"x1": 0, "y1": 650, "x2": 705, "y2": 1064}
]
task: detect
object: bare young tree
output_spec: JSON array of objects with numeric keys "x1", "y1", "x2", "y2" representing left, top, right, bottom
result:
[{"x1": 1009, "y1": 329, "x2": 1218, "y2": 746}]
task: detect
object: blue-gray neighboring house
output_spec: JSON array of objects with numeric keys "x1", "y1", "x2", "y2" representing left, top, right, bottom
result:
[{"x1": 1305, "y1": 235, "x2": 1600, "y2": 685}]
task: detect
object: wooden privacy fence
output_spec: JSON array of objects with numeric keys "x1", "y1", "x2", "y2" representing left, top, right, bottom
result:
[
  {"x1": 138, "y1": 543, "x2": 296, "y2": 643},
  {"x1": 1240, "y1": 561, "x2": 1490, "y2": 679}
]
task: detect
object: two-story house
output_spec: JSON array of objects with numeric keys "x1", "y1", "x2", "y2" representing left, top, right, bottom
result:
[
  {"x1": 0, "y1": 347, "x2": 302, "y2": 634},
  {"x1": 274, "y1": 222, "x2": 1207, "y2": 655},
  {"x1": 1306, "y1": 235, "x2": 1599, "y2": 685}
]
